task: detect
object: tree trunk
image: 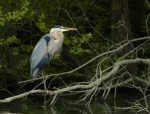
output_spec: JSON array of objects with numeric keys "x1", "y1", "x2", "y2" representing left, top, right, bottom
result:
[
  {"x1": 111, "y1": 0, "x2": 131, "y2": 41},
  {"x1": 111, "y1": 0, "x2": 137, "y2": 74}
]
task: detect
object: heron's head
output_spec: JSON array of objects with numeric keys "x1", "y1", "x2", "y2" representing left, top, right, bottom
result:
[{"x1": 50, "y1": 25, "x2": 78, "y2": 33}]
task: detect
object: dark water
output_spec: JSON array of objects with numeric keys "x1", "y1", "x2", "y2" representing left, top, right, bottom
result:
[
  {"x1": 0, "y1": 89, "x2": 149, "y2": 114},
  {"x1": 0, "y1": 99, "x2": 130, "y2": 114}
]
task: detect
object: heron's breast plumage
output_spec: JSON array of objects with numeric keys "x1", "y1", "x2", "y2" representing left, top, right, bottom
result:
[{"x1": 48, "y1": 35, "x2": 64, "y2": 56}]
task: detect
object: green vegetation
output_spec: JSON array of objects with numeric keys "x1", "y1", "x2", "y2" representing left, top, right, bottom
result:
[{"x1": 0, "y1": 0, "x2": 149, "y2": 92}]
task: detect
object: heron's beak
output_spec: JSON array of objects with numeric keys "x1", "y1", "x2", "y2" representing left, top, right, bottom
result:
[{"x1": 63, "y1": 27, "x2": 78, "y2": 31}]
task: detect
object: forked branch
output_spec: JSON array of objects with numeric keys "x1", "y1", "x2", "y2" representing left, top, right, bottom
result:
[{"x1": 1, "y1": 58, "x2": 150, "y2": 103}]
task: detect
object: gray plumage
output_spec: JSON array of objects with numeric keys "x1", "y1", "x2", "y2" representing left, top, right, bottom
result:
[
  {"x1": 30, "y1": 26, "x2": 77, "y2": 79},
  {"x1": 30, "y1": 34, "x2": 52, "y2": 79}
]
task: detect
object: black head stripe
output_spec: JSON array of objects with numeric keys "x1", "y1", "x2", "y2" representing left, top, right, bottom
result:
[
  {"x1": 53, "y1": 25, "x2": 63, "y2": 28},
  {"x1": 53, "y1": 25, "x2": 61, "y2": 28}
]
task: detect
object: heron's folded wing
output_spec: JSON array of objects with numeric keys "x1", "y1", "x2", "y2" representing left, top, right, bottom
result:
[{"x1": 30, "y1": 34, "x2": 51, "y2": 73}]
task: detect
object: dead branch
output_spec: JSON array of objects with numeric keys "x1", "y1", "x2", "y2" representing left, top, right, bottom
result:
[
  {"x1": 0, "y1": 89, "x2": 54, "y2": 103},
  {"x1": 18, "y1": 36, "x2": 150, "y2": 84},
  {"x1": 1, "y1": 58, "x2": 150, "y2": 103},
  {"x1": 18, "y1": 42, "x2": 127, "y2": 84}
]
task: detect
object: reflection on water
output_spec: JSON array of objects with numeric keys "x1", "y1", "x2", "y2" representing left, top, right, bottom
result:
[
  {"x1": 0, "y1": 90, "x2": 149, "y2": 114},
  {"x1": 0, "y1": 101, "x2": 116, "y2": 114},
  {"x1": 0, "y1": 111, "x2": 22, "y2": 114},
  {"x1": 0, "y1": 99, "x2": 131, "y2": 114}
]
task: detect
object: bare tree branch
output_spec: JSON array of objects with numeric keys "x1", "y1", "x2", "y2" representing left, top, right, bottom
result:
[
  {"x1": 18, "y1": 36, "x2": 150, "y2": 84},
  {"x1": 0, "y1": 58, "x2": 150, "y2": 103},
  {"x1": 0, "y1": 90, "x2": 54, "y2": 103}
]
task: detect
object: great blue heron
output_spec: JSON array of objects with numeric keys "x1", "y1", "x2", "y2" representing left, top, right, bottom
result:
[{"x1": 30, "y1": 25, "x2": 77, "y2": 79}]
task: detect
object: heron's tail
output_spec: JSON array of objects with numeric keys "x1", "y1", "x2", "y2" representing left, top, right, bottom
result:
[{"x1": 31, "y1": 68, "x2": 40, "y2": 79}]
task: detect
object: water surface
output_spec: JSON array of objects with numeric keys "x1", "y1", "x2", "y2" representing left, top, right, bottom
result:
[{"x1": 0, "y1": 89, "x2": 149, "y2": 114}]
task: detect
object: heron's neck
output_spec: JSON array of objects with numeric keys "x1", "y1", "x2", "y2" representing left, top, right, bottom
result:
[{"x1": 50, "y1": 31, "x2": 64, "y2": 41}]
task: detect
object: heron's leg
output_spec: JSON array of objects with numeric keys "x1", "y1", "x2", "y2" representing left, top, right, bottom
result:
[
  {"x1": 42, "y1": 69, "x2": 47, "y2": 108},
  {"x1": 42, "y1": 69, "x2": 47, "y2": 90}
]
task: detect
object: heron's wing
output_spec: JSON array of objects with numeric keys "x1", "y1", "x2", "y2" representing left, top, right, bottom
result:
[{"x1": 30, "y1": 34, "x2": 51, "y2": 77}]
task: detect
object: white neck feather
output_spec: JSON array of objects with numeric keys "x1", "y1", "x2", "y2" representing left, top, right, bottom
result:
[{"x1": 48, "y1": 31, "x2": 64, "y2": 56}]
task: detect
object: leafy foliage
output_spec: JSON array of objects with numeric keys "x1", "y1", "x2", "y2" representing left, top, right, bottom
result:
[
  {"x1": 0, "y1": 1, "x2": 29, "y2": 26},
  {"x1": 0, "y1": 0, "x2": 149, "y2": 89},
  {"x1": 65, "y1": 33, "x2": 93, "y2": 55},
  {"x1": 0, "y1": 35, "x2": 18, "y2": 46}
]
